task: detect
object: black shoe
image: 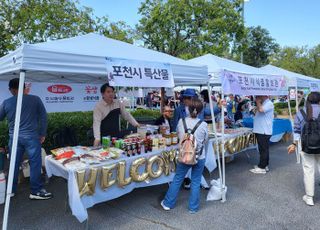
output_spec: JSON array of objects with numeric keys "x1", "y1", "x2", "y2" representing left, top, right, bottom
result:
[
  {"x1": 183, "y1": 178, "x2": 191, "y2": 190},
  {"x1": 200, "y1": 185, "x2": 210, "y2": 190},
  {"x1": 29, "y1": 189, "x2": 53, "y2": 200}
]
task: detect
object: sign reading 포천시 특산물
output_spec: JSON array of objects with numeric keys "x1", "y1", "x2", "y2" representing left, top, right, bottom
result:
[{"x1": 106, "y1": 57, "x2": 174, "y2": 88}]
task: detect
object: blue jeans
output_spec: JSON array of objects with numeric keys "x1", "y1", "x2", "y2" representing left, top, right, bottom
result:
[
  {"x1": 163, "y1": 159, "x2": 205, "y2": 212},
  {"x1": 9, "y1": 137, "x2": 43, "y2": 194}
]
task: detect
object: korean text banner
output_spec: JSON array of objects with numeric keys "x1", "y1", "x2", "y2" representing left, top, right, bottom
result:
[
  {"x1": 106, "y1": 57, "x2": 174, "y2": 88},
  {"x1": 0, "y1": 81, "x2": 100, "y2": 113},
  {"x1": 221, "y1": 70, "x2": 289, "y2": 96}
]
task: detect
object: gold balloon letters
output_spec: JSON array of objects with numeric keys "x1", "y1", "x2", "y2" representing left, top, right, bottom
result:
[
  {"x1": 214, "y1": 133, "x2": 257, "y2": 156},
  {"x1": 117, "y1": 161, "x2": 132, "y2": 187},
  {"x1": 100, "y1": 164, "x2": 117, "y2": 190},
  {"x1": 147, "y1": 155, "x2": 164, "y2": 179},
  {"x1": 76, "y1": 168, "x2": 98, "y2": 197},
  {"x1": 161, "y1": 150, "x2": 177, "y2": 175},
  {"x1": 130, "y1": 158, "x2": 149, "y2": 182},
  {"x1": 76, "y1": 151, "x2": 177, "y2": 196}
]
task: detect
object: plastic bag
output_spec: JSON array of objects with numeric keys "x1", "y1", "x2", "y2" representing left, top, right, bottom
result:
[{"x1": 206, "y1": 179, "x2": 227, "y2": 201}]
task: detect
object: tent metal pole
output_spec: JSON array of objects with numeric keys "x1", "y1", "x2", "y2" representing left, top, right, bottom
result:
[
  {"x1": 287, "y1": 91, "x2": 293, "y2": 122},
  {"x1": 220, "y1": 90, "x2": 226, "y2": 202},
  {"x1": 2, "y1": 71, "x2": 26, "y2": 230},
  {"x1": 173, "y1": 89, "x2": 178, "y2": 109},
  {"x1": 207, "y1": 83, "x2": 223, "y2": 191},
  {"x1": 287, "y1": 89, "x2": 299, "y2": 163},
  {"x1": 294, "y1": 82, "x2": 300, "y2": 164}
]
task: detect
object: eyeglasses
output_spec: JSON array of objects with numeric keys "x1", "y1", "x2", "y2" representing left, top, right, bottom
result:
[{"x1": 164, "y1": 110, "x2": 173, "y2": 112}]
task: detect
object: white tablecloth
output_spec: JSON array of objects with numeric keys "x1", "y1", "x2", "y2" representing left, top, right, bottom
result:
[{"x1": 46, "y1": 144, "x2": 217, "y2": 223}]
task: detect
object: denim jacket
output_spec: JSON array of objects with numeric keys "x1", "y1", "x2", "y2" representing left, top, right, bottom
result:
[{"x1": 172, "y1": 104, "x2": 204, "y2": 131}]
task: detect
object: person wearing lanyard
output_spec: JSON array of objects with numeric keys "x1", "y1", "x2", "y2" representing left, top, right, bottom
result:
[
  {"x1": 250, "y1": 95, "x2": 274, "y2": 174},
  {"x1": 93, "y1": 83, "x2": 140, "y2": 147}
]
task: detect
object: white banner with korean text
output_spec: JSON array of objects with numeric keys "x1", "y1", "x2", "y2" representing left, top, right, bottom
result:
[
  {"x1": 221, "y1": 70, "x2": 290, "y2": 96},
  {"x1": 106, "y1": 57, "x2": 174, "y2": 88},
  {"x1": 0, "y1": 81, "x2": 100, "y2": 112}
]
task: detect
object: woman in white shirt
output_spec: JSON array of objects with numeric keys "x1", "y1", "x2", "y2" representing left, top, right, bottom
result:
[{"x1": 161, "y1": 98, "x2": 208, "y2": 213}]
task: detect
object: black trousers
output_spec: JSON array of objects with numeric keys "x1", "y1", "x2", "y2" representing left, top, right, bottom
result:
[{"x1": 255, "y1": 133, "x2": 272, "y2": 169}]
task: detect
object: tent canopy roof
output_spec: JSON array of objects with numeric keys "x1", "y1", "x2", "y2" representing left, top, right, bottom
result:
[
  {"x1": 187, "y1": 54, "x2": 262, "y2": 84},
  {"x1": 188, "y1": 53, "x2": 260, "y2": 74},
  {"x1": 0, "y1": 33, "x2": 208, "y2": 85},
  {"x1": 259, "y1": 64, "x2": 320, "y2": 88}
]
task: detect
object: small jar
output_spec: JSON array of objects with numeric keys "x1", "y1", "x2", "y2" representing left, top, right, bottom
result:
[
  {"x1": 164, "y1": 134, "x2": 172, "y2": 146},
  {"x1": 171, "y1": 132, "x2": 178, "y2": 145},
  {"x1": 152, "y1": 137, "x2": 159, "y2": 151}
]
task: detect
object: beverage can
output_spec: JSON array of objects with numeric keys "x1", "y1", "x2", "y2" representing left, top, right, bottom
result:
[{"x1": 102, "y1": 136, "x2": 111, "y2": 148}]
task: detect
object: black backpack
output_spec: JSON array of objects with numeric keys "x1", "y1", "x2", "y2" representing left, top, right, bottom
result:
[{"x1": 300, "y1": 109, "x2": 320, "y2": 154}]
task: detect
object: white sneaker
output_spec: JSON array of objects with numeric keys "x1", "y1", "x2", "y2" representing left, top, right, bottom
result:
[
  {"x1": 161, "y1": 200, "x2": 171, "y2": 211},
  {"x1": 254, "y1": 165, "x2": 270, "y2": 172},
  {"x1": 250, "y1": 167, "x2": 267, "y2": 174},
  {"x1": 303, "y1": 195, "x2": 314, "y2": 206}
]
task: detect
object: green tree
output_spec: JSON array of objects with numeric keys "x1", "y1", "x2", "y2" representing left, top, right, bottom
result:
[
  {"x1": 0, "y1": 0, "x2": 135, "y2": 56},
  {"x1": 306, "y1": 44, "x2": 320, "y2": 77},
  {"x1": 95, "y1": 17, "x2": 135, "y2": 44},
  {"x1": 271, "y1": 45, "x2": 320, "y2": 78},
  {"x1": 0, "y1": 0, "x2": 95, "y2": 48},
  {"x1": 242, "y1": 26, "x2": 279, "y2": 67},
  {"x1": 137, "y1": 0, "x2": 245, "y2": 58}
]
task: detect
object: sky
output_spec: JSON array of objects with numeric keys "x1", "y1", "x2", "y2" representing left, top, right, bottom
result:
[{"x1": 80, "y1": 0, "x2": 320, "y2": 48}]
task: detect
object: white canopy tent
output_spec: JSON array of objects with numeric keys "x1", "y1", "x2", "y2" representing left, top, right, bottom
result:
[
  {"x1": 187, "y1": 54, "x2": 293, "y2": 203},
  {"x1": 187, "y1": 54, "x2": 260, "y2": 202},
  {"x1": 259, "y1": 64, "x2": 320, "y2": 164},
  {"x1": 0, "y1": 33, "x2": 210, "y2": 229},
  {"x1": 0, "y1": 33, "x2": 208, "y2": 85},
  {"x1": 259, "y1": 64, "x2": 320, "y2": 89},
  {"x1": 188, "y1": 53, "x2": 262, "y2": 85}
]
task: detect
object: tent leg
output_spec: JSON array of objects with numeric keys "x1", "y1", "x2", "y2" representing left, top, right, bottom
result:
[
  {"x1": 287, "y1": 94, "x2": 299, "y2": 163},
  {"x1": 2, "y1": 71, "x2": 25, "y2": 230},
  {"x1": 220, "y1": 91, "x2": 227, "y2": 203},
  {"x1": 207, "y1": 83, "x2": 223, "y2": 196},
  {"x1": 173, "y1": 89, "x2": 178, "y2": 109},
  {"x1": 294, "y1": 84, "x2": 301, "y2": 164}
]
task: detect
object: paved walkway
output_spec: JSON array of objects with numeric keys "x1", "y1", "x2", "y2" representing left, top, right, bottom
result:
[{"x1": 1, "y1": 142, "x2": 319, "y2": 230}]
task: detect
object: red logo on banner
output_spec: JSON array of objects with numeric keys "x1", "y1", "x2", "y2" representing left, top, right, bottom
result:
[
  {"x1": 47, "y1": 85, "x2": 72, "y2": 94},
  {"x1": 85, "y1": 86, "x2": 98, "y2": 94}
]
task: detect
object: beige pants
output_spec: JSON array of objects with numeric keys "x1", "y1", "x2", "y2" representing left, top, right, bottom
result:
[{"x1": 301, "y1": 151, "x2": 320, "y2": 197}]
